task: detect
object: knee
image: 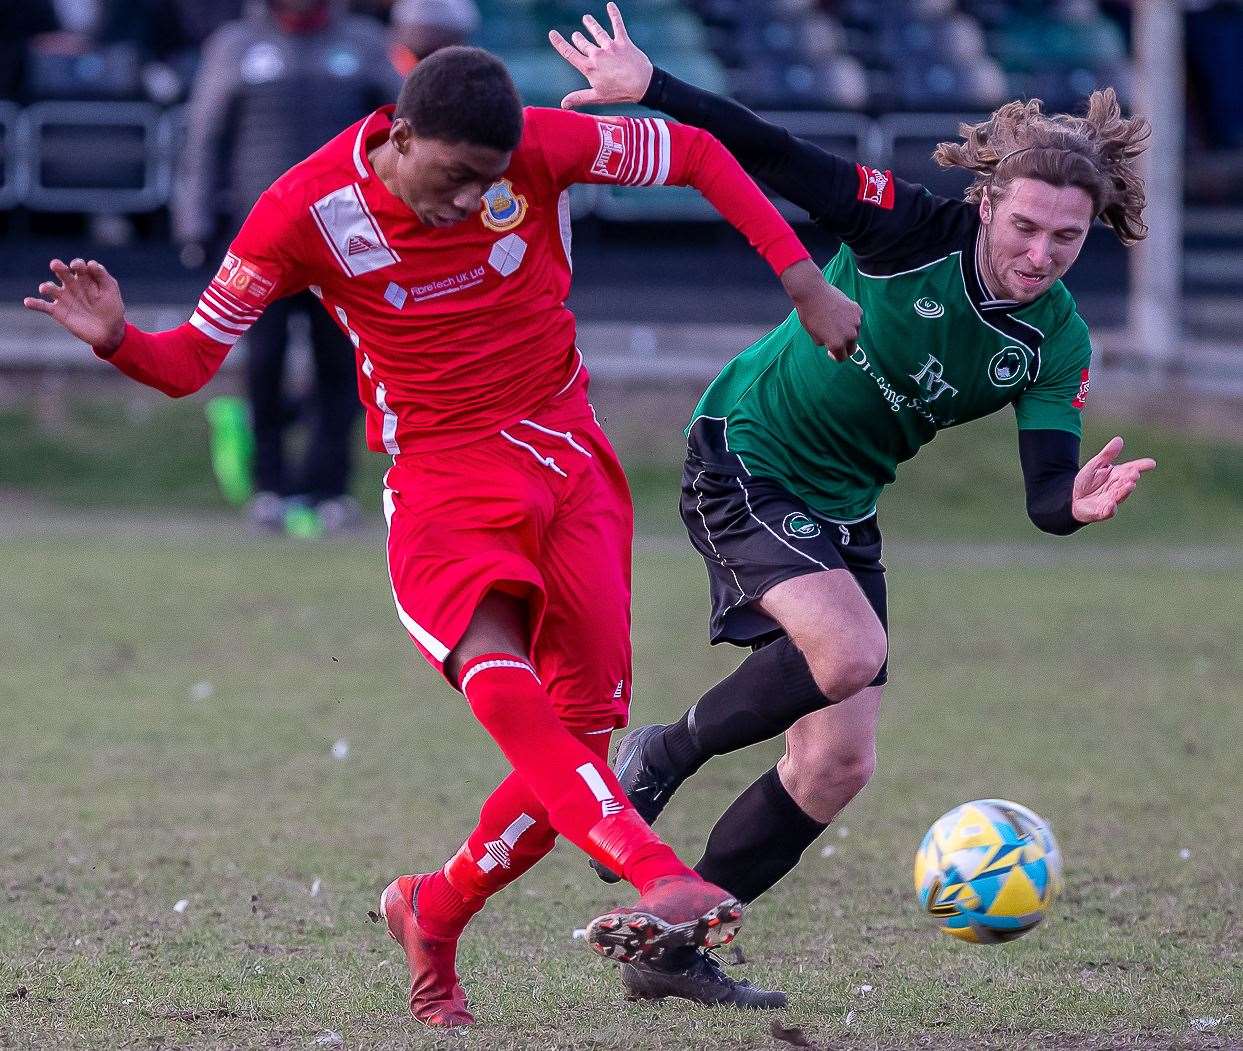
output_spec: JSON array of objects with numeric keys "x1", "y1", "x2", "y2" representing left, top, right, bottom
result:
[
  {"x1": 802, "y1": 626, "x2": 887, "y2": 702},
  {"x1": 781, "y1": 740, "x2": 877, "y2": 812}
]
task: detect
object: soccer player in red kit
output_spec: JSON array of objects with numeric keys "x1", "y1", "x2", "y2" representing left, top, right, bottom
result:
[{"x1": 24, "y1": 47, "x2": 860, "y2": 1027}]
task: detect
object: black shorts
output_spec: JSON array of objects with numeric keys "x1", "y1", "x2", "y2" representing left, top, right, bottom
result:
[{"x1": 680, "y1": 417, "x2": 888, "y2": 687}]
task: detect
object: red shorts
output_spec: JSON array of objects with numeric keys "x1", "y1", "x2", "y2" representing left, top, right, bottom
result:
[{"x1": 382, "y1": 372, "x2": 632, "y2": 731}]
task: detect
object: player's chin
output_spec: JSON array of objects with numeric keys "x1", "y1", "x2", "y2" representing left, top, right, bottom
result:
[
  {"x1": 1008, "y1": 269, "x2": 1052, "y2": 302},
  {"x1": 421, "y1": 210, "x2": 473, "y2": 228}
]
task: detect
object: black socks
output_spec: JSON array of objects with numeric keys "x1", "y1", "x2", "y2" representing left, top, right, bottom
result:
[
  {"x1": 657, "y1": 635, "x2": 826, "y2": 778},
  {"x1": 694, "y1": 767, "x2": 828, "y2": 904}
]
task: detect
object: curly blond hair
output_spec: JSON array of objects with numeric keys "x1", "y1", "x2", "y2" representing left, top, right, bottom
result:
[{"x1": 932, "y1": 88, "x2": 1150, "y2": 245}]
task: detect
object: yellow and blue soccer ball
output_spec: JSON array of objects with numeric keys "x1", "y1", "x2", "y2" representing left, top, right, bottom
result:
[{"x1": 914, "y1": 799, "x2": 1063, "y2": 944}]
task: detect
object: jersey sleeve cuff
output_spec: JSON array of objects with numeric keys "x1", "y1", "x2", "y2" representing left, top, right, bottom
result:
[
  {"x1": 768, "y1": 237, "x2": 813, "y2": 276},
  {"x1": 93, "y1": 321, "x2": 137, "y2": 362}
]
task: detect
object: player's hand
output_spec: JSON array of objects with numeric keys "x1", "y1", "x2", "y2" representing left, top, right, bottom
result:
[
  {"x1": 1071, "y1": 436, "x2": 1156, "y2": 524},
  {"x1": 23, "y1": 258, "x2": 127, "y2": 354},
  {"x1": 549, "y1": 2, "x2": 654, "y2": 109},
  {"x1": 779, "y1": 259, "x2": 861, "y2": 363}
]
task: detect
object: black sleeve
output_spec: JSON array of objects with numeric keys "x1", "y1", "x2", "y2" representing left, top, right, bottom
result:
[
  {"x1": 640, "y1": 66, "x2": 955, "y2": 259},
  {"x1": 1018, "y1": 429, "x2": 1085, "y2": 536}
]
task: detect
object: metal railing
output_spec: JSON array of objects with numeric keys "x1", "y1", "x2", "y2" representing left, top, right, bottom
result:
[{"x1": 0, "y1": 101, "x2": 975, "y2": 219}]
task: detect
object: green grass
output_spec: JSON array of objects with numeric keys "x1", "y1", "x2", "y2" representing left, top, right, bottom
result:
[
  {"x1": 1, "y1": 537, "x2": 1239, "y2": 1049},
  {"x1": 3, "y1": 386, "x2": 1242, "y2": 543}
]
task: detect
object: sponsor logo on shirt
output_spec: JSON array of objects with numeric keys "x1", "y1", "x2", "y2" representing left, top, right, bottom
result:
[
  {"x1": 480, "y1": 178, "x2": 528, "y2": 233},
  {"x1": 214, "y1": 251, "x2": 276, "y2": 304},
  {"x1": 592, "y1": 120, "x2": 626, "y2": 179},
  {"x1": 913, "y1": 297, "x2": 944, "y2": 319},
  {"x1": 851, "y1": 346, "x2": 950, "y2": 425},
  {"x1": 988, "y1": 346, "x2": 1028, "y2": 388},
  {"x1": 347, "y1": 234, "x2": 378, "y2": 256},
  {"x1": 909, "y1": 354, "x2": 959, "y2": 402},
  {"x1": 408, "y1": 265, "x2": 487, "y2": 304},
  {"x1": 782, "y1": 512, "x2": 822, "y2": 539},
  {"x1": 1072, "y1": 367, "x2": 1090, "y2": 409},
  {"x1": 856, "y1": 164, "x2": 895, "y2": 209}
]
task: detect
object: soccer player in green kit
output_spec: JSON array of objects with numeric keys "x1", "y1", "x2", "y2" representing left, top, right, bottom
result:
[{"x1": 551, "y1": 4, "x2": 1158, "y2": 1008}]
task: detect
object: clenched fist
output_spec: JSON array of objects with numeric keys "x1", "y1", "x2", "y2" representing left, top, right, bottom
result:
[{"x1": 779, "y1": 259, "x2": 862, "y2": 362}]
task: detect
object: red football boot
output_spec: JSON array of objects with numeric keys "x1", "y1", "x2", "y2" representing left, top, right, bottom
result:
[
  {"x1": 585, "y1": 875, "x2": 744, "y2": 965},
  {"x1": 379, "y1": 874, "x2": 474, "y2": 1028}
]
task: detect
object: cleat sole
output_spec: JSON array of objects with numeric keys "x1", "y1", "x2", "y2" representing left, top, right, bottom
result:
[{"x1": 585, "y1": 898, "x2": 745, "y2": 965}]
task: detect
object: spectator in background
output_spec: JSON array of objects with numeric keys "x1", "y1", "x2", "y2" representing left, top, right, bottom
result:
[
  {"x1": 173, "y1": 0, "x2": 401, "y2": 533},
  {"x1": 167, "y1": 0, "x2": 247, "y2": 47},
  {"x1": 0, "y1": 1, "x2": 58, "y2": 100},
  {"x1": 389, "y1": 0, "x2": 480, "y2": 74}
]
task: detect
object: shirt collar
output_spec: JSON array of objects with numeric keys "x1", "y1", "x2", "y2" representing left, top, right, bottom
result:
[
  {"x1": 352, "y1": 105, "x2": 396, "y2": 183},
  {"x1": 973, "y1": 226, "x2": 1020, "y2": 311}
]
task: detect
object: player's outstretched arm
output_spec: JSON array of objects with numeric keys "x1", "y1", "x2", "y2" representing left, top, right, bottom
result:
[
  {"x1": 550, "y1": 3, "x2": 838, "y2": 217},
  {"x1": 1070, "y1": 436, "x2": 1156, "y2": 524},
  {"x1": 24, "y1": 258, "x2": 127, "y2": 354},
  {"x1": 25, "y1": 256, "x2": 234, "y2": 397}
]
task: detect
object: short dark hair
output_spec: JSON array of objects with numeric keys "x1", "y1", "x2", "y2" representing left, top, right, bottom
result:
[{"x1": 395, "y1": 46, "x2": 523, "y2": 152}]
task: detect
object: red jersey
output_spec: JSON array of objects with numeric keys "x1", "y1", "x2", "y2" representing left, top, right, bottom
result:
[{"x1": 100, "y1": 106, "x2": 810, "y2": 454}]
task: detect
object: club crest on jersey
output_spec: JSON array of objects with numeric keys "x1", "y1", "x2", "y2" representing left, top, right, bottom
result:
[
  {"x1": 989, "y1": 346, "x2": 1029, "y2": 388},
  {"x1": 783, "y1": 512, "x2": 822, "y2": 539},
  {"x1": 913, "y1": 297, "x2": 944, "y2": 319},
  {"x1": 480, "y1": 179, "x2": 527, "y2": 232}
]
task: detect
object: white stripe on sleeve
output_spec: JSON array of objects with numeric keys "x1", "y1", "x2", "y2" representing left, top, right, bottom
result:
[{"x1": 189, "y1": 312, "x2": 242, "y2": 345}]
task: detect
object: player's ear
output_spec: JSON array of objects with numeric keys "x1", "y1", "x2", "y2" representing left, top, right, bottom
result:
[
  {"x1": 979, "y1": 187, "x2": 993, "y2": 225},
  {"x1": 390, "y1": 117, "x2": 414, "y2": 154}
]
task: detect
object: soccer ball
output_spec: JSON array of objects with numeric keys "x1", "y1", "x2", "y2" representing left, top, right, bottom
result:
[{"x1": 914, "y1": 798, "x2": 1063, "y2": 944}]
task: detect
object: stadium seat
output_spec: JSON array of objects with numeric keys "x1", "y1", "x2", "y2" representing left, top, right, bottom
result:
[
  {"x1": 0, "y1": 102, "x2": 20, "y2": 210},
  {"x1": 1011, "y1": 62, "x2": 1131, "y2": 112},
  {"x1": 988, "y1": 8, "x2": 1127, "y2": 74},
  {"x1": 771, "y1": 111, "x2": 873, "y2": 163},
  {"x1": 734, "y1": 54, "x2": 868, "y2": 111},
  {"x1": 21, "y1": 101, "x2": 169, "y2": 213},
  {"x1": 475, "y1": 11, "x2": 550, "y2": 52},
  {"x1": 22, "y1": 45, "x2": 143, "y2": 102},
  {"x1": 893, "y1": 59, "x2": 1007, "y2": 112},
  {"x1": 659, "y1": 50, "x2": 729, "y2": 95},
  {"x1": 879, "y1": 112, "x2": 982, "y2": 200},
  {"x1": 505, "y1": 49, "x2": 593, "y2": 108}
]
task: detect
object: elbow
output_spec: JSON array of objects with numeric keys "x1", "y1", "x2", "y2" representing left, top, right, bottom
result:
[{"x1": 158, "y1": 369, "x2": 213, "y2": 400}]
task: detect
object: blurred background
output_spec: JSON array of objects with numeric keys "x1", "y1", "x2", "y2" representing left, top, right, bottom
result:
[
  {"x1": 1, "y1": 0, "x2": 1240, "y2": 528},
  {"x1": 3, "y1": 8, "x2": 1240, "y2": 1045}
]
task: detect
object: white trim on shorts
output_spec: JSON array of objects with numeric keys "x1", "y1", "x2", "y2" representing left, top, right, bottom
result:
[{"x1": 382, "y1": 486, "x2": 450, "y2": 662}]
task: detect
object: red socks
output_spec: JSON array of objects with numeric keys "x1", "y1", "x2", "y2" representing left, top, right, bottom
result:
[{"x1": 458, "y1": 653, "x2": 695, "y2": 890}]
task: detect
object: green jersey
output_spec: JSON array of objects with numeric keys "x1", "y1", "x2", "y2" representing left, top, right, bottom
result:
[
  {"x1": 643, "y1": 68, "x2": 1093, "y2": 524},
  {"x1": 691, "y1": 240, "x2": 1091, "y2": 522}
]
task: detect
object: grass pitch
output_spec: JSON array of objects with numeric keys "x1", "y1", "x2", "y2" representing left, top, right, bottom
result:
[{"x1": 1, "y1": 533, "x2": 1239, "y2": 1049}]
